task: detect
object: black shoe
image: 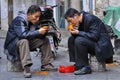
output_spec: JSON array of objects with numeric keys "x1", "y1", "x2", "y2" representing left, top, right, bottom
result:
[{"x1": 74, "y1": 66, "x2": 92, "y2": 75}]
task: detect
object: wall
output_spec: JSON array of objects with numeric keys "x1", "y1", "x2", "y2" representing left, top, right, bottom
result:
[
  {"x1": 0, "y1": 0, "x2": 38, "y2": 30},
  {"x1": 109, "y1": 0, "x2": 120, "y2": 7},
  {"x1": 70, "y1": 0, "x2": 80, "y2": 11},
  {"x1": 1, "y1": 0, "x2": 8, "y2": 30},
  {"x1": 13, "y1": 0, "x2": 37, "y2": 18}
]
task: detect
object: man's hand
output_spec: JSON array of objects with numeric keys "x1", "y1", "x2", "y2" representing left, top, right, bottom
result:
[
  {"x1": 38, "y1": 28, "x2": 48, "y2": 35},
  {"x1": 69, "y1": 29, "x2": 79, "y2": 35}
]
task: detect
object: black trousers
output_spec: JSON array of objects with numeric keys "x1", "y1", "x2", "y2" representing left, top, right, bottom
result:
[{"x1": 68, "y1": 36, "x2": 95, "y2": 69}]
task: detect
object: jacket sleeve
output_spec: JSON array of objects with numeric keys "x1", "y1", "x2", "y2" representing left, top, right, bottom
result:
[
  {"x1": 13, "y1": 18, "x2": 43, "y2": 40},
  {"x1": 78, "y1": 19, "x2": 100, "y2": 41}
]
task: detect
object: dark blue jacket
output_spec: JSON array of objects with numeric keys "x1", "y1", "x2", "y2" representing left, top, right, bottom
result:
[
  {"x1": 78, "y1": 11, "x2": 114, "y2": 62},
  {"x1": 4, "y1": 12, "x2": 43, "y2": 62}
]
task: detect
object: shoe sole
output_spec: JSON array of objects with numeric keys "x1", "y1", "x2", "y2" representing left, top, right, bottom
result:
[
  {"x1": 23, "y1": 72, "x2": 32, "y2": 78},
  {"x1": 74, "y1": 71, "x2": 92, "y2": 75},
  {"x1": 24, "y1": 75, "x2": 32, "y2": 78}
]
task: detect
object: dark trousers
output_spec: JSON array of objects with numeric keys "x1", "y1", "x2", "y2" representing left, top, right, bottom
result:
[{"x1": 68, "y1": 36, "x2": 95, "y2": 69}]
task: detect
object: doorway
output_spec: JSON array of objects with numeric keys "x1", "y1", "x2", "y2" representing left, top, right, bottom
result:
[{"x1": 8, "y1": 0, "x2": 13, "y2": 24}]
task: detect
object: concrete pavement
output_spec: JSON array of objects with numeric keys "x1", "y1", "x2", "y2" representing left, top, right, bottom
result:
[{"x1": 1, "y1": 29, "x2": 120, "y2": 80}]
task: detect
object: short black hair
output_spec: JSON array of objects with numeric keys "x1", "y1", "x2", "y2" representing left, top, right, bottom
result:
[
  {"x1": 27, "y1": 5, "x2": 41, "y2": 14},
  {"x1": 64, "y1": 8, "x2": 80, "y2": 19}
]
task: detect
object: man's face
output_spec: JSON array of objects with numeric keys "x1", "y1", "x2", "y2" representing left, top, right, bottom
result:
[
  {"x1": 66, "y1": 14, "x2": 80, "y2": 27},
  {"x1": 27, "y1": 11, "x2": 41, "y2": 24}
]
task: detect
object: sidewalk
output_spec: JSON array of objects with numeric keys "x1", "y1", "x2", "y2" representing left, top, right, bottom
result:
[
  {"x1": 1, "y1": 30, "x2": 120, "y2": 80},
  {"x1": 0, "y1": 30, "x2": 7, "y2": 39}
]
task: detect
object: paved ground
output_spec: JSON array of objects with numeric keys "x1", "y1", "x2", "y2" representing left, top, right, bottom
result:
[{"x1": 1, "y1": 29, "x2": 120, "y2": 80}]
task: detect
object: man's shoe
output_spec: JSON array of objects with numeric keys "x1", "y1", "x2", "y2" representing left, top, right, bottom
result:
[
  {"x1": 98, "y1": 62, "x2": 106, "y2": 72},
  {"x1": 74, "y1": 66, "x2": 92, "y2": 75},
  {"x1": 23, "y1": 66, "x2": 31, "y2": 78},
  {"x1": 41, "y1": 63, "x2": 57, "y2": 71}
]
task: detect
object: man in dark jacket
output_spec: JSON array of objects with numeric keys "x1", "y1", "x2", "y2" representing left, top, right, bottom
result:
[
  {"x1": 64, "y1": 8, "x2": 114, "y2": 75},
  {"x1": 4, "y1": 5, "x2": 56, "y2": 78}
]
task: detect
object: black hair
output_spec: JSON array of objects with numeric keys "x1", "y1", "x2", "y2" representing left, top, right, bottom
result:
[
  {"x1": 27, "y1": 5, "x2": 41, "y2": 14},
  {"x1": 64, "y1": 8, "x2": 80, "y2": 19}
]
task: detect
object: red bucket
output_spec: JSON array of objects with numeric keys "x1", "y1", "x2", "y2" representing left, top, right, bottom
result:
[{"x1": 59, "y1": 65, "x2": 75, "y2": 73}]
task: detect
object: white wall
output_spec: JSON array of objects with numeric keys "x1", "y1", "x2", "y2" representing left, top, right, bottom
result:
[
  {"x1": 13, "y1": 0, "x2": 37, "y2": 18},
  {"x1": 1, "y1": 0, "x2": 8, "y2": 30},
  {"x1": 70, "y1": 0, "x2": 80, "y2": 11},
  {"x1": 0, "y1": 0, "x2": 38, "y2": 30}
]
